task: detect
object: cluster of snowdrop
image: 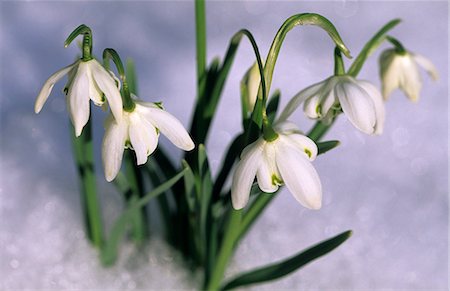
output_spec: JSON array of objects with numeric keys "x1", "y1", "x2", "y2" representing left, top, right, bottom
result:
[
  {"x1": 234, "y1": 40, "x2": 438, "y2": 210},
  {"x1": 34, "y1": 15, "x2": 438, "y2": 289},
  {"x1": 35, "y1": 25, "x2": 194, "y2": 183},
  {"x1": 35, "y1": 24, "x2": 438, "y2": 212}
]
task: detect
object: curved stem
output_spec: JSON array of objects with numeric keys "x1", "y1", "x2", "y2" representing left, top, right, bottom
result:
[
  {"x1": 103, "y1": 48, "x2": 135, "y2": 112},
  {"x1": 262, "y1": 13, "x2": 351, "y2": 99},
  {"x1": 347, "y1": 18, "x2": 401, "y2": 77},
  {"x1": 386, "y1": 35, "x2": 407, "y2": 54},
  {"x1": 64, "y1": 24, "x2": 93, "y2": 61}
]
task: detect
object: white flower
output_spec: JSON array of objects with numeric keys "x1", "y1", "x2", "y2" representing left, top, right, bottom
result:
[
  {"x1": 379, "y1": 49, "x2": 439, "y2": 102},
  {"x1": 102, "y1": 96, "x2": 195, "y2": 182},
  {"x1": 231, "y1": 121, "x2": 322, "y2": 210},
  {"x1": 241, "y1": 61, "x2": 261, "y2": 113},
  {"x1": 278, "y1": 75, "x2": 385, "y2": 135},
  {"x1": 35, "y1": 59, "x2": 123, "y2": 137}
]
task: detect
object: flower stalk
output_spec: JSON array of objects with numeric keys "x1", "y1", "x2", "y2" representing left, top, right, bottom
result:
[
  {"x1": 71, "y1": 114, "x2": 103, "y2": 248},
  {"x1": 64, "y1": 24, "x2": 93, "y2": 61}
]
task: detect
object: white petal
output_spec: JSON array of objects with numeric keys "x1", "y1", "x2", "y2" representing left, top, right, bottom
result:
[
  {"x1": 86, "y1": 64, "x2": 104, "y2": 106},
  {"x1": 358, "y1": 81, "x2": 385, "y2": 135},
  {"x1": 129, "y1": 113, "x2": 159, "y2": 165},
  {"x1": 303, "y1": 94, "x2": 322, "y2": 119},
  {"x1": 276, "y1": 140, "x2": 322, "y2": 210},
  {"x1": 102, "y1": 115, "x2": 127, "y2": 182},
  {"x1": 399, "y1": 56, "x2": 422, "y2": 102},
  {"x1": 278, "y1": 80, "x2": 325, "y2": 122},
  {"x1": 35, "y1": 61, "x2": 78, "y2": 113},
  {"x1": 413, "y1": 53, "x2": 439, "y2": 81},
  {"x1": 139, "y1": 104, "x2": 194, "y2": 151},
  {"x1": 231, "y1": 139, "x2": 264, "y2": 209},
  {"x1": 67, "y1": 63, "x2": 90, "y2": 137},
  {"x1": 256, "y1": 141, "x2": 279, "y2": 193},
  {"x1": 273, "y1": 120, "x2": 302, "y2": 135},
  {"x1": 283, "y1": 134, "x2": 318, "y2": 161},
  {"x1": 336, "y1": 79, "x2": 376, "y2": 134},
  {"x1": 379, "y1": 49, "x2": 400, "y2": 100},
  {"x1": 90, "y1": 60, "x2": 123, "y2": 123}
]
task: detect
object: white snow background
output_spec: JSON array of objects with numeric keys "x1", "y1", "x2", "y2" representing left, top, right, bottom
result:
[{"x1": 0, "y1": 1, "x2": 448, "y2": 290}]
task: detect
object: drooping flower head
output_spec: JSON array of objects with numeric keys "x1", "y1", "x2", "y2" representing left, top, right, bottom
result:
[
  {"x1": 35, "y1": 59, "x2": 123, "y2": 136},
  {"x1": 102, "y1": 95, "x2": 195, "y2": 182},
  {"x1": 34, "y1": 25, "x2": 123, "y2": 137},
  {"x1": 278, "y1": 75, "x2": 385, "y2": 135},
  {"x1": 379, "y1": 48, "x2": 438, "y2": 102},
  {"x1": 231, "y1": 121, "x2": 322, "y2": 210}
]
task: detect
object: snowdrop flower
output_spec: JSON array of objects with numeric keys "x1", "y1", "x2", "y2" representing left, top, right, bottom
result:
[
  {"x1": 278, "y1": 75, "x2": 385, "y2": 135},
  {"x1": 35, "y1": 58, "x2": 123, "y2": 137},
  {"x1": 231, "y1": 121, "x2": 321, "y2": 210},
  {"x1": 379, "y1": 49, "x2": 439, "y2": 102},
  {"x1": 241, "y1": 61, "x2": 261, "y2": 113},
  {"x1": 102, "y1": 96, "x2": 195, "y2": 182}
]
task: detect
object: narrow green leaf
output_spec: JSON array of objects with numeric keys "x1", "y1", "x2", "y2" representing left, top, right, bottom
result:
[
  {"x1": 197, "y1": 144, "x2": 214, "y2": 272},
  {"x1": 221, "y1": 230, "x2": 353, "y2": 290},
  {"x1": 317, "y1": 140, "x2": 340, "y2": 155},
  {"x1": 238, "y1": 190, "x2": 277, "y2": 242},
  {"x1": 266, "y1": 89, "x2": 280, "y2": 125},
  {"x1": 189, "y1": 58, "x2": 221, "y2": 144},
  {"x1": 182, "y1": 159, "x2": 197, "y2": 211},
  {"x1": 100, "y1": 168, "x2": 187, "y2": 266},
  {"x1": 213, "y1": 133, "x2": 244, "y2": 199}
]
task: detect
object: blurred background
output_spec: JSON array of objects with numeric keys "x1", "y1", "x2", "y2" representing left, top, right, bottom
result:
[{"x1": 0, "y1": 1, "x2": 448, "y2": 290}]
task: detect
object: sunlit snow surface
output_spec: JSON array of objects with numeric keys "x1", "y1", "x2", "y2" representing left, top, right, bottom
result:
[{"x1": 0, "y1": 1, "x2": 448, "y2": 290}]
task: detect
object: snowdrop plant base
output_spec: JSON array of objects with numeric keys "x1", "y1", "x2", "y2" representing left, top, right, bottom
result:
[{"x1": 34, "y1": 2, "x2": 437, "y2": 290}]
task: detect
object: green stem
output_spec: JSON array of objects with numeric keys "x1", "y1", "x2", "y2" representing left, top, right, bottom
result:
[
  {"x1": 124, "y1": 151, "x2": 147, "y2": 243},
  {"x1": 386, "y1": 35, "x2": 407, "y2": 54},
  {"x1": 307, "y1": 120, "x2": 334, "y2": 142},
  {"x1": 195, "y1": 0, "x2": 207, "y2": 87},
  {"x1": 64, "y1": 24, "x2": 93, "y2": 61},
  {"x1": 103, "y1": 48, "x2": 135, "y2": 112},
  {"x1": 206, "y1": 209, "x2": 242, "y2": 290},
  {"x1": 71, "y1": 114, "x2": 103, "y2": 248},
  {"x1": 262, "y1": 13, "x2": 351, "y2": 99},
  {"x1": 347, "y1": 19, "x2": 401, "y2": 77},
  {"x1": 334, "y1": 47, "x2": 345, "y2": 76}
]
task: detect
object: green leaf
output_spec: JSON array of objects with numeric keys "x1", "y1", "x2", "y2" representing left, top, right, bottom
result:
[
  {"x1": 189, "y1": 58, "x2": 221, "y2": 144},
  {"x1": 100, "y1": 168, "x2": 187, "y2": 266},
  {"x1": 197, "y1": 145, "x2": 214, "y2": 267},
  {"x1": 143, "y1": 160, "x2": 172, "y2": 239},
  {"x1": 238, "y1": 190, "x2": 277, "y2": 242},
  {"x1": 266, "y1": 89, "x2": 280, "y2": 125},
  {"x1": 221, "y1": 230, "x2": 353, "y2": 290},
  {"x1": 213, "y1": 133, "x2": 244, "y2": 199},
  {"x1": 182, "y1": 159, "x2": 196, "y2": 211},
  {"x1": 317, "y1": 140, "x2": 340, "y2": 155}
]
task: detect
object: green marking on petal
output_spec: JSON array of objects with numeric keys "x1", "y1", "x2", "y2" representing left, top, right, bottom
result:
[
  {"x1": 154, "y1": 102, "x2": 164, "y2": 109},
  {"x1": 125, "y1": 140, "x2": 132, "y2": 148},
  {"x1": 315, "y1": 104, "x2": 322, "y2": 117},
  {"x1": 63, "y1": 87, "x2": 69, "y2": 95},
  {"x1": 271, "y1": 174, "x2": 283, "y2": 186},
  {"x1": 304, "y1": 148, "x2": 312, "y2": 158}
]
